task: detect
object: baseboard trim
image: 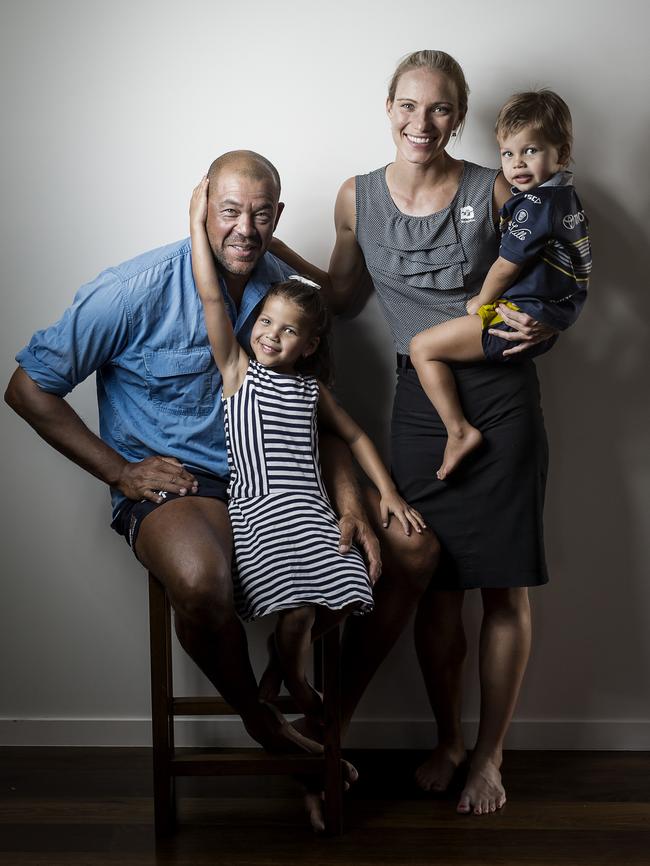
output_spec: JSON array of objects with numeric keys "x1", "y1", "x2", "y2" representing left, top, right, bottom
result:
[{"x1": 1, "y1": 717, "x2": 649, "y2": 749}]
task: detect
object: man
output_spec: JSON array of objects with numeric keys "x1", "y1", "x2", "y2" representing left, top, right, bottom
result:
[{"x1": 6, "y1": 150, "x2": 437, "y2": 828}]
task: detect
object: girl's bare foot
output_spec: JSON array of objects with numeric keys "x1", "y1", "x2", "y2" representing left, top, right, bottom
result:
[
  {"x1": 456, "y1": 757, "x2": 506, "y2": 815},
  {"x1": 415, "y1": 744, "x2": 467, "y2": 792},
  {"x1": 258, "y1": 633, "x2": 283, "y2": 703},
  {"x1": 302, "y1": 760, "x2": 359, "y2": 833},
  {"x1": 253, "y1": 701, "x2": 324, "y2": 755},
  {"x1": 437, "y1": 425, "x2": 483, "y2": 480}
]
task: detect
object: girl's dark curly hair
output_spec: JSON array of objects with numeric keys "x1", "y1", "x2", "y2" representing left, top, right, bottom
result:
[{"x1": 256, "y1": 277, "x2": 333, "y2": 384}]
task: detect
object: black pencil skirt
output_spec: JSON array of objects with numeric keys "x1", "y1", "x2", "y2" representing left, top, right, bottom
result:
[{"x1": 391, "y1": 361, "x2": 549, "y2": 590}]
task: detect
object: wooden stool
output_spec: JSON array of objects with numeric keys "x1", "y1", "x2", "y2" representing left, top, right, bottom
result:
[{"x1": 148, "y1": 572, "x2": 343, "y2": 836}]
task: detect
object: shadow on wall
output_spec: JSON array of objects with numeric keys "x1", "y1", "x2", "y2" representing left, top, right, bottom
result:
[{"x1": 533, "y1": 179, "x2": 650, "y2": 723}]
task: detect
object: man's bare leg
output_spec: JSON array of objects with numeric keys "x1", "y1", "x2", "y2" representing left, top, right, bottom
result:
[
  {"x1": 457, "y1": 587, "x2": 531, "y2": 815},
  {"x1": 135, "y1": 496, "x2": 319, "y2": 753},
  {"x1": 414, "y1": 588, "x2": 468, "y2": 792}
]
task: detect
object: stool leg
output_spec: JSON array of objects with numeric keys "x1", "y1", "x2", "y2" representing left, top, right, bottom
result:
[
  {"x1": 148, "y1": 573, "x2": 176, "y2": 835},
  {"x1": 322, "y1": 624, "x2": 343, "y2": 836},
  {"x1": 313, "y1": 635, "x2": 324, "y2": 693}
]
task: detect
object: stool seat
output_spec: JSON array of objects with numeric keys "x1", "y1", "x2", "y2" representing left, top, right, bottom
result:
[{"x1": 148, "y1": 572, "x2": 343, "y2": 835}]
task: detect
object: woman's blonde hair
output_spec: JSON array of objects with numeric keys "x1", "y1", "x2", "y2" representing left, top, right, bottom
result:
[{"x1": 388, "y1": 50, "x2": 469, "y2": 134}]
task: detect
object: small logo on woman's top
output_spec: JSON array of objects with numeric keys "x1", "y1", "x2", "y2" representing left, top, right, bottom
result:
[{"x1": 460, "y1": 205, "x2": 475, "y2": 223}]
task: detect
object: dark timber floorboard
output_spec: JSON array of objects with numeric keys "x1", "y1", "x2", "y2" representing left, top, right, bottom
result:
[{"x1": 1, "y1": 748, "x2": 649, "y2": 865}]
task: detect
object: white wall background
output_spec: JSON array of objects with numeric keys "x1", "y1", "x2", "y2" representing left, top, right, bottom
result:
[{"x1": 1, "y1": 0, "x2": 649, "y2": 749}]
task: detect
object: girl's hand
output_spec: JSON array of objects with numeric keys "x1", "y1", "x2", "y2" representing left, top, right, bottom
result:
[
  {"x1": 189, "y1": 176, "x2": 209, "y2": 229},
  {"x1": 465, "y1": 296, "x2": 483, "y2": 315},
  {"x1": 379, "y1": 491, "x2": 426, "y2": 536}
]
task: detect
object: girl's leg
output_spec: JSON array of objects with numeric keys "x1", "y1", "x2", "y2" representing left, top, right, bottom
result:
[
  {"x1": 259, "y1": 604, "x2": 356, "y2": 702},
  {"x1": 275, "y1": 605, "x2": 323, "y2": 722},
  {"x1": 457, "y1": 587, "x2": 531, "y2": 815},
  {"x1": 414, "y1": 587, "x2": 468, "y2": 791},
  {"x1": 410, "y1": 315, "x2": 485, "y2": 480}
]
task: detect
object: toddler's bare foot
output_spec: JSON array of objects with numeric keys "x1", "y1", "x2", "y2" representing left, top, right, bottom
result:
[
  {"x1": 258, "y1": 633, "x2": 283, "y2": 703},
  {"x1": 437, "y1": 425, "x2": 483, "y2": 480},
  {"x1": 456, "y1": 757, "x2": 506, "y2": 815},
  {"x1": 415, "y1": 744, "x2": 467, "y2": 792}
]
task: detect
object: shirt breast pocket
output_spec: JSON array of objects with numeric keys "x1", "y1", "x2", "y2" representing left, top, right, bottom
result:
[{"x1": 143, "y1": 347, "x2": 216, "y2": 416}]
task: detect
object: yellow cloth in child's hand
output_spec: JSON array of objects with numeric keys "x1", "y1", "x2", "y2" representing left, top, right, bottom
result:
[{"x1": 477, "y1": 299, "x2": 521, "y2": 330}]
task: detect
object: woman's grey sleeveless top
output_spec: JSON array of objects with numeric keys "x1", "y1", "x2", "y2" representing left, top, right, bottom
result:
[{"x1": 355, "y1": 161, "x2": 500, "y2": 354}]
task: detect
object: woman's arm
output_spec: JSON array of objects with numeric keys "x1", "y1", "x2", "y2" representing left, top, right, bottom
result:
[
  {"x1": 317, "y1": 384, "x2": 425, "y2": 535},
  {"x1": 190, "y1": 178, "x2": 247, "y2": 389},
  {"x1": 270, "y1": 178, "x2": 372, "y2": 314},
  {"x1": 492, "y1": 172, "x2": 511, "y2": 213}
]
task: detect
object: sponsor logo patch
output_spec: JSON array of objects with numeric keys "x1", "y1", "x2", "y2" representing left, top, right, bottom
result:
[
  {"x1": 524, "y1": 194, "x2": 541, "y2": 204},
  {"x1": 460, "y1": 205, "x2": 475, "y2": 222},
  {"x1": 515, "y1": 209, "x2": 529, "y2": 223},
  {"x1": 562, "y1": 210, "x2": 585, "y2": 230}
]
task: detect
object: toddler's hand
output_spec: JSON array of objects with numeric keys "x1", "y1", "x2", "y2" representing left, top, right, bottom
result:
[
  {"x1": 465, "y1": 296, "x2": 482, "y2": 316},
  {"x1": 189, "y1": 176, "x2": 209, "y2": 229},
  {"x1": 380, "y1": 491, "x2": 426, "y2": 536}
]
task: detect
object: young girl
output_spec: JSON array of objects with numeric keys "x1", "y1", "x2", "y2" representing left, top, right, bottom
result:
[
  {"x1": 410, "y1": 90, "x2": 591, "y2": 480},
  {"x1": 190, "y1": 176, "x2": 424, "y2": 726}
]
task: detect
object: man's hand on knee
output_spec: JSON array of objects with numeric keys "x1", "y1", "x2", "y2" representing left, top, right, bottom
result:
[
  {"x1": 338, "y1": 511, "x2": 382, "y2": 584},
  {"x1": 117, "y1": 455, "x2": 198, "y2": 503}
]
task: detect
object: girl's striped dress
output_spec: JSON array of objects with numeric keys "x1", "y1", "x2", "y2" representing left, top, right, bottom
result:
[{"x1": 223, "y1": 360, "x2": 374, "y2": 621}]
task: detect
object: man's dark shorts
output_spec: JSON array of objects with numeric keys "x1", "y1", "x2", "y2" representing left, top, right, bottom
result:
[{"x1": 111, "y1": 469, "x2": 228, "y2": 557}]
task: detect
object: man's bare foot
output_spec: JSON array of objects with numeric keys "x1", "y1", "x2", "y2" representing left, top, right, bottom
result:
[
  {"x1": 258, "y1": 633, "x2": 283, "y2": 703},
  {"x1": 415, "y1": 744, "x2": 467, "y2": 792},
  {"x1": 437, "y1": 425, "x2": 483, "y2": 480},
  {"x1": 456, "y1": 758, "x2": 506, "y2": 815}
]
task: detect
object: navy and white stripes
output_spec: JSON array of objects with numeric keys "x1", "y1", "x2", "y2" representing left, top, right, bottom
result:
[{"x1": 223, "y1": 361, "x2": 374, "y2": 621}]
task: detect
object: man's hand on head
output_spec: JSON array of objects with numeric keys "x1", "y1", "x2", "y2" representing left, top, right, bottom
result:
[{"x1": 117, "y1": 456, "x2": 198, "y2": 503}]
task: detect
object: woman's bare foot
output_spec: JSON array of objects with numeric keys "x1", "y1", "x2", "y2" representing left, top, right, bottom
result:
[
  {"x1": 415, "y1": 744, "x2": 467, "y2": 792},
  {"x1": 456, "y1": 757, "x2": 506, "y2": 815},
  {"x1": 437, "y1": 425, "x2": 483, "y2": 480},
  {"x1": 258, "y1": 633, "x2": 283, "y2": 703}
]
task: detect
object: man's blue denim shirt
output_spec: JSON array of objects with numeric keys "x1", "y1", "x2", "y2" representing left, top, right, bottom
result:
[{"x1": 16, "y1": 238, "x2": 294, "y2": 520}]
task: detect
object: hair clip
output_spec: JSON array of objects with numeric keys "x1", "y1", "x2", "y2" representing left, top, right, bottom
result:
[{"x1": 288, "y1": 274, "x2": 321, "y2": 291}]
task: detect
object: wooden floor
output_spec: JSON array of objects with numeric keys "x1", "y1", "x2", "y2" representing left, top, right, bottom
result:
[{"x1": 1, "y1": 748, "x2": 649, "y2": 865}]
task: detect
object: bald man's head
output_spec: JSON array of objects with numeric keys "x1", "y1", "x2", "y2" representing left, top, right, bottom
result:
[
  {"x1": 207, "y1": 150, "x2": 281, "y2": 201},
  {"x1": 204, "y1": 150, "x2": 284, "y2": 288}
]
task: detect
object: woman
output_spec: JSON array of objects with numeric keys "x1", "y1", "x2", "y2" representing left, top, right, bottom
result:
[{"x1": 271, "y1": 50, "x2": 555, "y2": 816}]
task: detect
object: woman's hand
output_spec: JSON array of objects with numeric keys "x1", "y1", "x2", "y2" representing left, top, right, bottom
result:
[
  {"x1": 465, "y1": 295, "x2": 483, "y2": 316},
  {"x1": 189, "y1": 176, "x2": 209, "y2": 230},
  {"x1": 489, "y1": 304, "x2": 558, "y2": 356},
  {"x1": 379, "y1": 491, "x2": 426, "y2": 536}
]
